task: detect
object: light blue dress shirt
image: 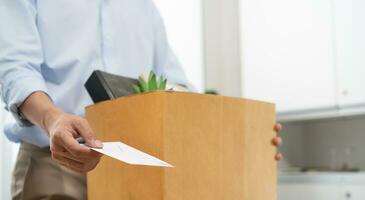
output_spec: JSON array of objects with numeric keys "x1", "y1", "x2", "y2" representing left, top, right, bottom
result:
[{"x1": 0, "y1": 0, "x2": 190, "y2": 147}]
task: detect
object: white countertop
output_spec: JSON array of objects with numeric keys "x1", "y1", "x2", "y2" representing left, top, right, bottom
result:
[{"x1": 279, "y1": 172, "x2": 365, "y2": 184}]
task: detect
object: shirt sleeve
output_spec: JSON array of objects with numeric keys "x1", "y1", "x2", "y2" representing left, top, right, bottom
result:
[
  {"x1": 150, "y1": 1, "x2": 197, "y2": 92},
  {"x1": 0, "y1": 0, "x2": 49, "y2": 126}
]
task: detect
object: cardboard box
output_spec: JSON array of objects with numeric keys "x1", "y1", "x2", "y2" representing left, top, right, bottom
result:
[{"x1": 86, "y1": 91, "x2": 277, "y2": 200}]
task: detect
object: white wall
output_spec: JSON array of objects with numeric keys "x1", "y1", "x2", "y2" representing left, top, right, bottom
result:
[
  {"x1": 154, "y1": 0, "x2": 243, "y2": 96},
  {"x1": 154, "y1": 0, "x2": 204, "y2": 92},
  {"x1": 202, "y1": 0, "x2": 242, "y2": 97}
]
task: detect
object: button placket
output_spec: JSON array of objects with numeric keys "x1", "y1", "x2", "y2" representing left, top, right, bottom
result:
[{"x1": 100, "y1": 0, "x2": 114, "y2": 69}]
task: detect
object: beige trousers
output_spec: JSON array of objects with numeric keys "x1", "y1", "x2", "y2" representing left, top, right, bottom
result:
[{"x1": 11, "y1": 143, "x2": 87, "y2": 200}]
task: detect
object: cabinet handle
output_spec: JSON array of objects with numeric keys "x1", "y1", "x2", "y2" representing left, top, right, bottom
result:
[{"x1": 345, "y1": 192, "x2": 352, "y2": 199}]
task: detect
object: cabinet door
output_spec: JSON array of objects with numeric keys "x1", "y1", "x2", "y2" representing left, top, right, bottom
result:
[
  {"x1": 279, "y1": 183, "x2": 341, "y2": 200},
  {"x1": 333, "y1": 0, "x2": 365, "y2": 107},
  {"x1": 341, "y1": 185, "x2": 365, "y2": 200},
  {"x1": 240, "y1": 0, "x2": 337, "y2": 113}
]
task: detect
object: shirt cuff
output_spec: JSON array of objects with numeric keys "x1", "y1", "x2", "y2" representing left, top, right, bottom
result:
[{"x1": 2, "y1": 75, "x2": 49, "y2": 127}]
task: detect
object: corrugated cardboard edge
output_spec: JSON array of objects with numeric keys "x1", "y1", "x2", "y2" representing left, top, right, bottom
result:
[{"x1": 85, "y1": 90, "x2": 275, "y2": 110}]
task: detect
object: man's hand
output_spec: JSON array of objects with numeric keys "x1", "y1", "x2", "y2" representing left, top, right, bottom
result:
[
  {"x1": 19, "y1": 92, "x2": 103, "y2": 173},
  {"x1": 272, "y1": 123, "x2": 283, "y2": 161},
  {"x1": 44, "y1": 109, "x2": 103, "y2": 173}
]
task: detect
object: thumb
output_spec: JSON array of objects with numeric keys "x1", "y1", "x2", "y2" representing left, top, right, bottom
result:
[{"x1": 74, "y1": 119, "x2": 103, "y2": 148}]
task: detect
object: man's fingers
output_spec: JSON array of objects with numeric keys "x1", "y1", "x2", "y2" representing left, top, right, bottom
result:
[
  {"x1": 52, "y1": 131, "x2": 102, "y2": 161},
  {"x1": 52, "y1": 149, "x2": 101, "y2": 173},
  {"x1": 58, "y1": 133, "x2": 98, "y2": 158},
  {"x1": 63, "y1": 148, "x2": 102, "y2": 162},
  {"x1": 275, "y1": 153, "x2": 283, "y2": 161},
  {"x1": 272, "y1": 137, "x2": 282, "y2": 146},
  {"x1": 274, "y1": 123, "x2": 282, "y2": 133},
  {"x1": 84, "y1": 158, "x2": 101, "y2": 172},
  {"x1": 58, "y1": 159, "x2": 85, "y2": 173},
  {"x1": 73, "y1": 118, "x2": 103, "y2": 148},
  {"x1": 59, "y1": 156, "x2": 100, "y2": 173},
  {"x1": 51, "y1": 140, "x2": 90, "y2": 162},
  {"x1": 54, "y1": 150, "x2": 89, "y2": 163},
  {"x1": 73, "y1": 119, "x2": 94, "y2": 144},
  {"x1": 273, "y1": 123, "x2": 283, "y2": 162},
  {"x1": 56, "y1": 153, "x2": 101, "y2": 173},
  {"x1": 52, "y1": 152, "x2": 83, "y2": 169},
  {"x1": 48, "y1": 114, "x2": 103, "y2": 172}
]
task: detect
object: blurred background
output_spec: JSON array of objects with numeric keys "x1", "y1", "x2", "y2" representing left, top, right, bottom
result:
[{"x1": 1, "y1": 0, "x2": 365, "y2": 199}]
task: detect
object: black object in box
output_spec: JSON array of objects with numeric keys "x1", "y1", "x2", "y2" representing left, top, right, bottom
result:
[{"x1": 85, "y1": 70, "x2": 138, "y2": 103}]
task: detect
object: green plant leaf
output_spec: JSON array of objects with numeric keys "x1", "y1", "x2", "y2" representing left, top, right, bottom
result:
[
  {"x1": 204, "y1": 89, "x2": 219, "y2": 95},
  {"x1": 148, "y1": 71, "x2": 154, "y2": 83},
  {"x1": 161, "y1": 77, "x2": 167, "y2": 90},
  {"x1": 149, "y1": 73, "x2": 158, "y2": 91},
  {"x1": 138, "y1": 76, "x2": 148, "y2": 92},
  {"x1": 131, "y1": 83, "x2": 142, "y2": 93},
  {"x1": 134, "y1": 71, "x2": 169, "y2": 93}
]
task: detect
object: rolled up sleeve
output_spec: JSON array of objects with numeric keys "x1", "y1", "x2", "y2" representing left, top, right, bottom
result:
[{"x1": 0, "y1": 0, "x2": 48, "y2": 126}]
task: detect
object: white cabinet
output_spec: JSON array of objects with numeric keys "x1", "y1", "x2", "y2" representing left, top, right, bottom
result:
[
  {"x1": 240, "y1": 0, "x2": 337, "y2": 113},
  {"x1": 333, "y1": 0, "x2": 365, "y2": 108},
  {"x1": 279, "y1": 173, "x2": 365, "y2": 200},
  {"x1": 279, "y1": 183, "x2": 365, "y2": 200},
  {"x1": 341, "y1": 185, "x2": 365, "y2": 200},
  {"x1": 240, "y1": 0, "x2": 365, "y2": 118},
  {"x1": 279, "y1": 184, "x2": 341, "y2": 200}
]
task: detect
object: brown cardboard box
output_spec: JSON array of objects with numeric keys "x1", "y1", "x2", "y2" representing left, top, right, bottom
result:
[{"x1": 86, "y1": 91, "x2": 276, "y2": 200}]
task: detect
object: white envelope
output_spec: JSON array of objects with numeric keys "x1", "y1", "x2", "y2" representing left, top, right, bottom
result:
[{"x1": 90, "y1": 142, "x2": 173, "y2": 168}]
